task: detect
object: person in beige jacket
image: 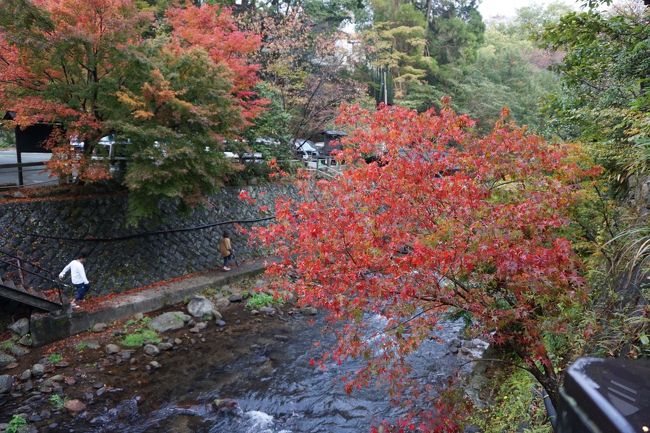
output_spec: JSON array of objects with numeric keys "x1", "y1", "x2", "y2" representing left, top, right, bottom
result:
[{"x1": 219, "y1": 231, "x2": 233, "y2": 271}]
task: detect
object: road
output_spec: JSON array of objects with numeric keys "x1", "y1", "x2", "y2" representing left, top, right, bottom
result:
[{"x1": 0, "y1": 150, "x2": 55, "y2": 188}]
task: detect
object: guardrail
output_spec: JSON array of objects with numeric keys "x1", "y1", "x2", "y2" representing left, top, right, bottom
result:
[{"x1": 0, "y1": 160, "x2": 57, "y2": 189}]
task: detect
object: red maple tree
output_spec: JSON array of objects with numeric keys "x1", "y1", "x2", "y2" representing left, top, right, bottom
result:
[{"x1": 253, "y1": 102, "x2": 599, "y2": 431}]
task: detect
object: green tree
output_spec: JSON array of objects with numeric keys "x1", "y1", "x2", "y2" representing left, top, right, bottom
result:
[{"x1": 542, "y1": 6, "x2": 650, "y2": 192}]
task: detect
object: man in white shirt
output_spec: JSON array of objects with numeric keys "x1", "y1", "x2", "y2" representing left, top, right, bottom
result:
[{"x1": 59, "y1": 256, "x2": 90, "y2": 308}]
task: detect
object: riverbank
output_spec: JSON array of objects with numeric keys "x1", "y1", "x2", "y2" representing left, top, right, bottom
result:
[
  {"x1": 0, "y1": 275, "x2": 312, "y2": 432},
  {"x1": 1, "y1": 277, "x2": 487, "y2": 433}
]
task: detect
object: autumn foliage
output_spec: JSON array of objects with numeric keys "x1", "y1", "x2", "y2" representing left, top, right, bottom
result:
[
  {"x1": 253, "y1": 103, "x2": 598, "y2": 430},
  {"x1": 0, "y1": 0, "x2": 262, "y2": 216}
]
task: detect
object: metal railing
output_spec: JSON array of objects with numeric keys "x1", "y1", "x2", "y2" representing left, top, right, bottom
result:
[
  {"x1": 0, "y1": 248, "x2": 68, "y2": 305},
  {"x1": 0, "y1": 161, "x2": 57, "y2": 189}
]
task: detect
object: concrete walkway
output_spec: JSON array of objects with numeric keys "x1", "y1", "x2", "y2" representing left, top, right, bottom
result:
[{"x1": 30, "y1": 259, "x2": 269, "y2": 346}]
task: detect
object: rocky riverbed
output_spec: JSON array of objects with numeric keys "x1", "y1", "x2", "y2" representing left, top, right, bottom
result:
[{"x1": 0, "y1": 279, "x2": 488, "y2": 433}]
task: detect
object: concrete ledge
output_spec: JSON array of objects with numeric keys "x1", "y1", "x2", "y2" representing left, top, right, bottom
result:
[{"x1": 30, "y1": 261, "x2": 267, "y2": 347}]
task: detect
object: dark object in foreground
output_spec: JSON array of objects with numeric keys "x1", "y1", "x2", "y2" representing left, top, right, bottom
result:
[{"x1": 557, "y1": 357, "x2": 649, "y2": 433}]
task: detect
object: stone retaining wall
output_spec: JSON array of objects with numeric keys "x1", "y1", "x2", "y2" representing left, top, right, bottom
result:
[{"x1": 0, "y1": 183, "x2": 295, "y2": 295}]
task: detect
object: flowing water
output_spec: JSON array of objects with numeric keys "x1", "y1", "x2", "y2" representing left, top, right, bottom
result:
[{"x1": 65, "y1": 312, "x2": 468, "y2": 433}]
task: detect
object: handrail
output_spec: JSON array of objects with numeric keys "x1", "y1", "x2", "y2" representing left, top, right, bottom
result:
[
  {"x1": 0, "y1": 161, "x2": 46, "y2": 169},
  {"x1": 0, "y1": 249, "x2": 68, "y2": 304}
]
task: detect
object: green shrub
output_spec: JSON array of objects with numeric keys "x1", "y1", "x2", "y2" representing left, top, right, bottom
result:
[
  {"x1": 124, "y1": 316, "x2": 151, "y2": 329},
  {"x1": 74, "y1": 342, "x2": 89, "y2": 352},
  {"x1": 469, "y1": 369, "x2": 551, "y2": 433},
  {"x1": 245, "y1": 292, "x2": 284, "y2": 310},
  {"x1": 49, "y1": 394, "x2": 66, "y2": 410},
  {"x1": 47, "y1": 353, "x2": 63, "y2": 364},
  {"x1": 6, "y1": 414, "x2": 28, "y2": 433},
  {"x1": 122, "y1": 329, "x2": 161, "y2": 347},
  {"x1": 0, "y1": 340, "x2": 13, "y2": 351}
]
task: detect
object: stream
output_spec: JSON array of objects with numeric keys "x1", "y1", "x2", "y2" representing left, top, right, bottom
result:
[{"x1": 83, "y1": 313, "x2": 468, "y2": 433}]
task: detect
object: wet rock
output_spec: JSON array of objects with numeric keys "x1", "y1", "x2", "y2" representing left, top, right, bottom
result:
[
  {"x1": 81, "y1": 340, "x2": 101, "y2": 350},
  {"x1": 7, "y1": 343, "x2": 30, "y2": 357},
  {"x1": 93, "y1": 382, "x2": 104, "y2": 389},
  {"x1": 0, "y1": 353, "x2": 16, "y2": 368},
  {"x1": 19, "y1": 369, "x2": 31, "y2": 381},
  {"x1": 149, "y1": 361, "x2": 161, "y2": 369},
  {"x1": 228, "y1": 294, "x2": 243, "y2": 303},
  {"x1": 105, "y1": 344, "x2": 120, "y2": 355},
  {"x1": 215, "y1": 297, "x2": 230, "y2": 310},
  {"x1": 31, "y1": 364, "x2": 45, "y2": 378},
  {"x1": 301, "y1": 307, "x2": 318, "y2": 315},
  {"x1": 157, "y1": 343, "x2": 173, "y2": 351},
  {"x1": 8, "y1": 318, "x2": 30, "y2": 336},
  {"x1": 96, "y1": 387, "x2": 106, "y2": 397},
  {"x1": 450, "y1": 338, "x2": 461, "y2": 348},
  {"x1": 92, "y1": 323, "x2": 107, "y2": 333},
  {"x1": 18, "y1": 334, "x2": 33, "y2": 347},
  {"x1": 187, "y1": 296, "x2": 220, "y2": 319},
  {"x1": 260, "y1": 306, "x2": 276, "y2": 315},
  {"x1": 143, "y1": 344, "x2": 159, "y2": 357},
  {"x1": 215, "y1": 319, "x2": 226, "y2": 327},
  {"x1": 120, "y1": 351, "x2": 133, "y2": 360},
  {"x1": 449, "y1": 346, "x2": 459, "y2": 355},
  {"x1": 23, "y1": 380, "x2": 33, "y2": 391},
  {"x1": 112, "y1": 329, "x2": 124, "y2": 337},
  {"x1": 0, "y1": 375, "x2": 13, "y2": 393},
  {"x1": 212, "y1": 398, "x2": 239, "y2": 414},
  {"x1": 64, "y1": 399, "x2": 86, "y2": 413},
  {"x1": 149, "y1": 312, "x2": 190, "y2": 333}
]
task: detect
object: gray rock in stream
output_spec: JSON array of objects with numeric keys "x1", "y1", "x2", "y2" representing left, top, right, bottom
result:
[
  {"x1": 0, "y1": 375, "x2": 13, "y2": 394},
  {"x1": 8, "y1": 318, "x2": 30, "y2": 336},
  {"x1": 0, "y1": 352, "x2": 16, "y2": 368},
  {"x1": 106, "y1": 344, "x2": 120, "y2": 355},
  {"x1": 187, "y1": 296, "x2": 221, "y2": 320},
  {"x1": 149, "y1": 312, "x2": 190, "y2": 333},
  {"x1": 31, "y1": 364, "x2": 45, "y2": 378},
  {"x1": 7, "y1": 343, "x2": 30, "y2": 357},
  {"x1": 143, "y1": 344, "x2": 160, "y2": 357}
]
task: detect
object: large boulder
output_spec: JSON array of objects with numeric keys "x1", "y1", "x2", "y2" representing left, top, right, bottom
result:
[
  {"x1": 187, "y1": 296, "x2": 220, "y2": 319},
  {"x1": 8, "y1": 318, "x2": 29, "y2": 336},
  {"x1": 0, "y1": 375, "x2": 13, "y2": 394},
  {"x1": 149, "y1": 312, "x2": 190, "y2": 333}
]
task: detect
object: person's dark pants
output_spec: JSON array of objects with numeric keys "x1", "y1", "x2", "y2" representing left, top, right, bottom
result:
[
  {"x1": 223, "y1": 254, "x2": 233, "y2": 267},
  {"x1": 73, "y1": 283, "x2": 90, "y2": 301}
]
